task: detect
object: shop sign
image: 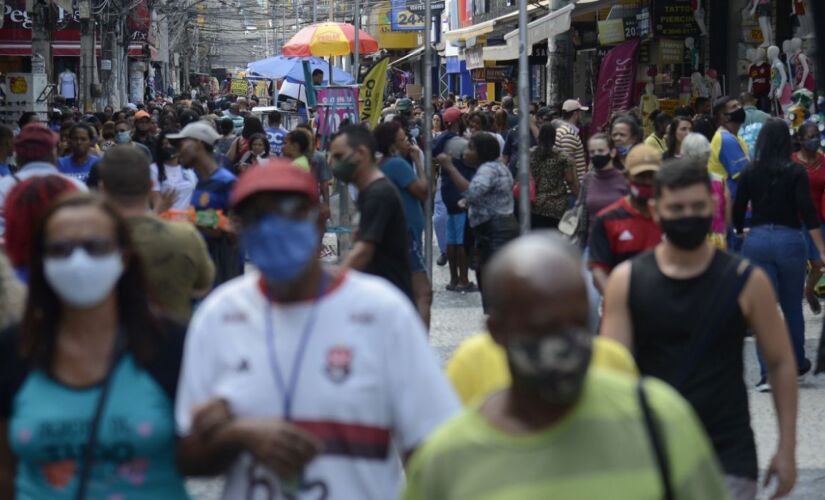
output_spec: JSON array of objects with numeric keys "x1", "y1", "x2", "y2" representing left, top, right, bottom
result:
[
  {"x1": 659, "y1": 38, "x2": 684, "y2": 65},
  {"x1": 597, "y1": 19, "x2": 624, "y2": 46},
  {"x1": 471, "y1": 68, "x2": 486, "y2": 82},
  {"x1": 230, "y1": 79, "x2": 249, "y2": 96},
  {"x1": 375, "y1": 5, "x2": 419, "y2": 48},
  {"x1": 391, "y1": 0, "x2": 425, "y2": 31},
  {"x1": 654, "y1": 0, "x2": 700, "y2": 37},
  {"x1": 592, "y1": 39, "x2": 640, "y2": 133},
  {"x1": 406, "y1": 0, "x2": 445, "y2": 14},
  {"x1": 486, "y1": 66, "x2": 510, "y2": 82},
  {"x1": 597, "y1": 8, "x2": 649, "y2": 46},
  {"x1": 465, "y1": 46, "x2": 484, "y2": 70}
]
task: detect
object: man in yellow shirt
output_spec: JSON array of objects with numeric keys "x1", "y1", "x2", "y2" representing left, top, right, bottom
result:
[
  {"x1": 404, "y1": 232, "x2": 728, "y2": 500},
  {"x1": 447, "y1": 332, "x2": 636, "y2": 405}
]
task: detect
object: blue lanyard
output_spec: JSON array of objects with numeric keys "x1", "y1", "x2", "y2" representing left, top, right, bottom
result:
[{"x1": 263, "y1": 273, "x2": 330, "y2": 421}]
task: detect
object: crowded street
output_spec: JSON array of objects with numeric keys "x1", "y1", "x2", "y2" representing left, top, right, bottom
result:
[{"x1": 3, "y1": 0, "x2": 825, "y2": 499}]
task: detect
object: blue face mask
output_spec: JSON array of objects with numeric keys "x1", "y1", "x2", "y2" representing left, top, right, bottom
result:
[
  {"x1": 616, "y1": 144, "x2": 632, "y2": 156},
  {"x1": 242, "y1": 212, "x2": 319, "y2": 283},
  {"x1": 115, "y1": 131, "x2": 131, "y2": 144}
]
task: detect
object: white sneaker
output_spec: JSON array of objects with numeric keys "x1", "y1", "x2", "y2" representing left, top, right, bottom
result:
[{"x1": 755, "y1": 378, "x2": 771, "y2": 393}]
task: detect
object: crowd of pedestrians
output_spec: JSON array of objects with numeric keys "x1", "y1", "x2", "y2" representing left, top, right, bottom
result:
[{"x1": 0, "y1": 88, "x2": 821, "y2": 500}]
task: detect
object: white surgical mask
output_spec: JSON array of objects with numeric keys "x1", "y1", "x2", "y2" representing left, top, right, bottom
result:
[{"x1": 44, "y1": 248, "x2": 124, "y2": 308}]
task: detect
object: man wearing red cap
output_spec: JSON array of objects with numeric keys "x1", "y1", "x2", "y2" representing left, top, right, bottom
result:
[
  {"x1": 132, "y1": 110, "x2": 158, "y2": 160},
  {"x1": 175, "y1": 159, "x2": 459, "y2": 499},
  {"x1": 0, "y1": 124, "x2": 87, "y2": 237}
]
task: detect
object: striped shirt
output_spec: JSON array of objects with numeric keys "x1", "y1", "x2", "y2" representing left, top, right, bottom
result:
[
  {"x1": 403, "y1": 370, "x2": 729, "y2": 500},
  {"x1": 555, "y1": 121, "x2": 588, "y2": 181}
]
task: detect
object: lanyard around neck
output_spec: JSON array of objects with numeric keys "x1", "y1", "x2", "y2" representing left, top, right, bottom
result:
[{"x1": 263, "y1": 272, "x2": 330, "y2": 421}]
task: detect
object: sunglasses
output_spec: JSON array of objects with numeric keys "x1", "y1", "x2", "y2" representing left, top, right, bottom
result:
[{"x1": 44, "y1": 238, "x2": 117, "y2": 258}]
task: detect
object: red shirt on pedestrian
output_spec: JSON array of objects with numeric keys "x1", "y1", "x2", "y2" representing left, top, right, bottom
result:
[
  {"x1": 793, "y1": 151, "x2": 825, "y2": 222},
  {"x1": 588, "y1": 197, "x2": 662, "y2": 272}
]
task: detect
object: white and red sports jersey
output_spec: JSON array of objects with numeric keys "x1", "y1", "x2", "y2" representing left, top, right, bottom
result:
[{"x1": 176, "y1": 270, "x2": 460, "y2": 500}]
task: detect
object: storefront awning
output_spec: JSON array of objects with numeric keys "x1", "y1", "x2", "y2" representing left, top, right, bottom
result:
[
  {"x1": 389, "y1": 46, "x2": 426, "y2": 67},
  {"x1": 446, "y1": 1, "x2": 550, "y2": 43},
  {"x1": 52, "y1": 43, "x2": 146, "y2": 57},
  {"x1": 482, "y1": 3, "x2": 574, "y2": 61},
  {"x1": 573, "y1": 0, "x2": 615, "y2": 16},
  {"x1": 0, "y1": 43, "x2": 31, "y2": 57}
]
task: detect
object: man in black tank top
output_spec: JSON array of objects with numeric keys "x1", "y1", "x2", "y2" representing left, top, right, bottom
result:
[{"x1": 601, "y1": 160, "x2": 799, "y2": 500}]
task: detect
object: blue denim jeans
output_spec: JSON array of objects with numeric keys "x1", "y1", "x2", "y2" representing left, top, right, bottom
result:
[{"x1": 743, "y1": 225, "x2": 809, "y2": 376}]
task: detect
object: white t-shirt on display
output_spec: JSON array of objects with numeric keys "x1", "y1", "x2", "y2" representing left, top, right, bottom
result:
[
  {"x1": 150, "y1": 163, "x2": 198, "y2": 210},
  {"x1": 59, "y1": 71, "x2": 77, "y2": 99},
  {"x1": 176, "y1": 270, "x2": 460, "y2": 500}
]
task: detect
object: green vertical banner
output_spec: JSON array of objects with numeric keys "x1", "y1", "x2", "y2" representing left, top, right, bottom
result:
[
  {"x1": 359, "y1": 57, "x2": 390, "y2": 129},
  {"x1": 302, "y1": 60, "x2": 318, "y2": 109}
]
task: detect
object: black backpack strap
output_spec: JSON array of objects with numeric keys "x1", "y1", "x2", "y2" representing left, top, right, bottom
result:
[
  {"x1": 638, "y1": 378, "x2": 675, "y2": 500},
  {"x1": 671, "y1": 258, "x2": 754, "y2": 389}
]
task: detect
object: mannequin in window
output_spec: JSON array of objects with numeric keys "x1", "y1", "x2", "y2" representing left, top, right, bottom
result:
[
  {"x1": 768, "y1": 45, "x2": 792, "y2": 115},
  {"x1": 791, "y1": 0, "x2": 814, "y2": 39},
  {"x1": 750, "y1": 0, "x2": 773, "y2": 48},
  {"x1": 705, "y1": 69, "x2": 722, "y2": 102},
  {"x1": 640, "y1": 82, "x2": 660, "y2": 138},
  {"x1": 748, "y1": 47, "x2": 772, "y2": 112},
  {"x1": 685, "y1": 37, "x2": 699, "y2": 73},
  {"x1": 691, "y1": 0, "x2": 707, "y2": 37},
  {"x1": 58, "y1": 68, "x2": 78, "y2": 106},
  {"x1": 789, "y1": 37, "x2": 815, "y2": 91}
]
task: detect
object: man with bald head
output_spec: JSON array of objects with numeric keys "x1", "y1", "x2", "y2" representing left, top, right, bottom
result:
[{"x1": 404, "y1": 232, "x2": 728, "y2": 500}]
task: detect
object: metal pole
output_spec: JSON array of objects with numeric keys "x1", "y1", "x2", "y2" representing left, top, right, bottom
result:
[
  {"x1": 354, "y1": 0, "x2": 360, "y2": 81},
  {"x1": 313, "y1": 0, "x2": 317, "y2": 23},
  {"x1": 517, "y1": 0, "x2": 530, "y2": 234},
  {"x1": 423, "y1": 0, "x2": 434, "y2": 278}
]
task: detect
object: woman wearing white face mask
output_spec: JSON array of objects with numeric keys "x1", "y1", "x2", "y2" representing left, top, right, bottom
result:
[
  {"x1": 150, "y1": 129, "x2": 198, "y2": 212},
  {"x1": 0, "y1": 194, "x2": 201, "y2": 499}
]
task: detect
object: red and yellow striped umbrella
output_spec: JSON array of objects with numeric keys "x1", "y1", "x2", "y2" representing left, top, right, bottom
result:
[{"x1": 283, "y1": 22, "x2": 380, "y2": 57}]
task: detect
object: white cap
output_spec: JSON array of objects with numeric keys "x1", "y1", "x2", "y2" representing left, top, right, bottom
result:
[
  {"x1": 562, "y1": 99, "x2": 589, "y2": 112},
  {"x1": 167, "y1": 120, "x2": 221, "y2": 145},
  {"x1": 126, "y1": 103, "x2": 138, "y2": 110}
]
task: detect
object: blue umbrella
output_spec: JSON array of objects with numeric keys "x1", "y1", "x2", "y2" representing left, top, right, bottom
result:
[{"x1": 246, "y1": 56, "x2": 355, "y2": 84}]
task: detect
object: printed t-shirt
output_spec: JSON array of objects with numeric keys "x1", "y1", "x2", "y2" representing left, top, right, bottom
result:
[
  {"x1": 175, "y1": 270, "x2": 460, "y2": 500},
  {"x1": 708, "y1": 128, "x2": 750, "y2": 199},
  {"x1": 446, "y1": 332, "x2": 638, "y2": 405},
  {"x1": 749, "y1": 64, "x2": 771, "y2": 97},
  {"x1": 150, "y1": 164, "x2": 199, "y2": 211},
  {"x1": 588, "y1": 197, "x2": 662, "y2": 272},
  {"x1": 57, "y1": 155, "x2": 100, "y2": 184},
  {"x1": 379, "y1": 155, "x2": 424, "y2": 237},
  {"x1": 355, "y1": 177, "x2": 413, "y2": 299},
  {"x1": 190, "y1": 167, "x2": 241, "y2": 286},
  {"x1": 266, "y1": 126, "x2": 288, "y2": 157},
  {"x1": 0, "y1": 322, "x2": 190, "y2": 500},
  {"x1": 128, "y1": 214, "x2": 215, "y2": 320},
  {"x1": 403, "y1": 370, "x2": 728, "y2": 500}
]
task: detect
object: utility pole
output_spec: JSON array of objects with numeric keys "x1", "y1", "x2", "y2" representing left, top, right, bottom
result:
[
  {"x1": 517, "y1": 0, "x2": 530, "y2": 233},
  {"x1": 353, "y1": 0, "x2": 359, "y2": 80},
  {"x1": 79, "y1": 0, "x2": 95, "y2": 111},
  {"x1": 423, "y1": 0, "x2": 433, "y2": 276},
  {"x1": 28, "y1": 0, "x2": 53, "y2": 81}
]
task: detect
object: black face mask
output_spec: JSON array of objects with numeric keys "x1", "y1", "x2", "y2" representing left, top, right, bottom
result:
[
  {"x1": 660, "y1": 215, "x2": 713, "y2": 250},
  {"x1": 726, "y1": 108, "x2": 746, "y2": 125},
  {"x1": 591, "y1": 154, "x2": 611, "y2": 170},
  {"x1": 160, "y1": 146, "x2": 178, "y2": 163}
]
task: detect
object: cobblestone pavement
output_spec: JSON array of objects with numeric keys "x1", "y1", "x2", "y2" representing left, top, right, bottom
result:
[{"x1": 188, "y1": 257, "x2": 825, "y2": 499}]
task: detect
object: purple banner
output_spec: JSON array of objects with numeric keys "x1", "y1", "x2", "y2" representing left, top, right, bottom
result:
[{"x1": 591, "y1": 39, "x2": 640, "y2": 133}]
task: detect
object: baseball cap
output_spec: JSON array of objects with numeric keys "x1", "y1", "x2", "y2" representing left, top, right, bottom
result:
[
  {"x1": 14, "y1": 124, "x2": 59, "y2": 160},
  {"x1": 230, "y1": 159, "x2": 320, "y2": 208},
  {"x1": 625, "y1": 144, "x2": 662, "y2": 176},
  {"x1": 134, "y1": 110, "x2": 151, "y2": 120},
  {"x1": 442, "y1": 107, "x2": 462, "y2": 126},
  {"x1": 167, "y1": 121, "x2": 220, "y2": 146},
  {"x1": 397, "y1": 98, "x2": 413, "y2": 111},
  {"x1": 562, "y1": 99, "x2": 589, "y2": 112}
]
